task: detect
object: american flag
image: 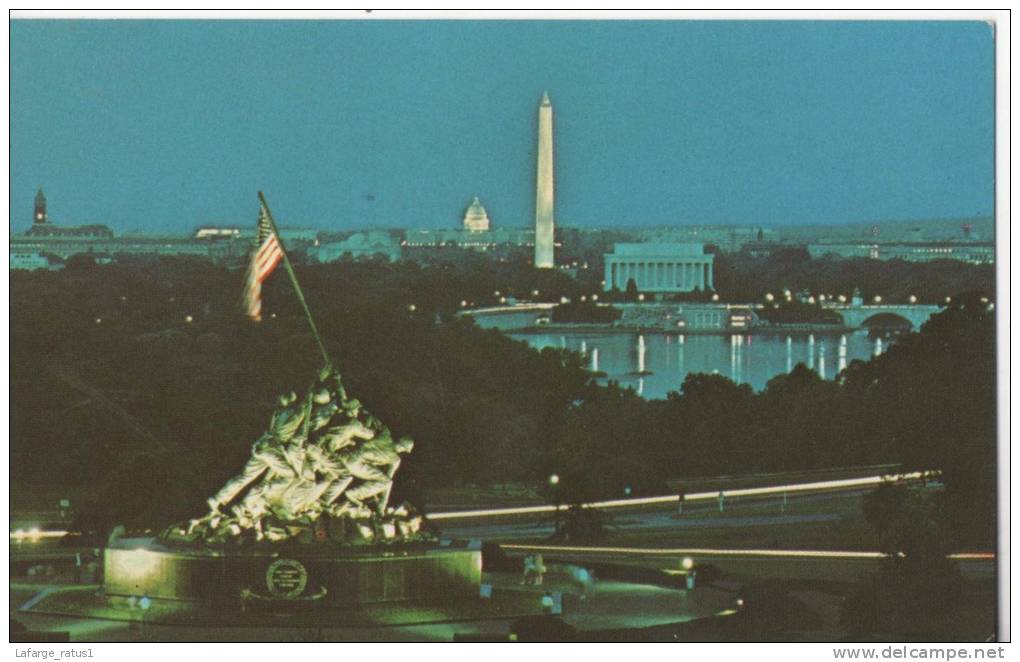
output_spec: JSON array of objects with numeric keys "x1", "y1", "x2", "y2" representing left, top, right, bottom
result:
[{"x1": 242, "y1": 200, "x2": 284, "y2": 321}]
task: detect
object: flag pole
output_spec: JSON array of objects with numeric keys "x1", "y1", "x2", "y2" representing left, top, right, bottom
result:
[{"x1": 257, "y1": 191, "x2": 332, "y2": 370}]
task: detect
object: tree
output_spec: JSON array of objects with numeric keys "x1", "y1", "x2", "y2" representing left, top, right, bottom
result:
[
  {"x1": 843, "y1": 481, "x2": 964, "y2": 640},
  {"x1": 624, "y1": 278, "x2": 639, "y2": 302}
]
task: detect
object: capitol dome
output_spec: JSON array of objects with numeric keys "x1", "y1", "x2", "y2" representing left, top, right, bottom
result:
[{"x1": 463, "y1": 196, "x2": 490, "y2": 232}]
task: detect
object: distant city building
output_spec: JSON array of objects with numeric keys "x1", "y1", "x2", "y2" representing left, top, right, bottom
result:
[
  {"x1": 740, "y1": 240, "x2": 794, "y2": 259},
  {"x1": 637, "y1": 226, "x2": 777, "y2": 253},
  {"x1": 34, "y1": 189, "x2": 47, "y2": 224},
  {"x1": 807, "y1": 242, "x2": 994, "y2": 264},
  {"x1": 462, "y1": 197, "x2": 491, "y2": 233},
  {"x1": 615, "y1": 302, "x2": 756, "y2": 331},
  {"x1": 10, "y1": 250, "x2": 63, "y2": 271},
  {"x1": 194, "y1": 227, "x2": 242, "y2": 239},
  {"x1": 777, "y1": 217, "x2": 992, "y2": 244},
  {"x1": 534, "y1": 92, "x2": 555, "y2": 268},
  {"x1": 402, "y1": 227, "x2": 537, "y2": 251},
  {"x1": 26, "y1": 223, "x2": 115, "y2": 239},
  {"x1": 24, "y1": 189, "x2": 114, "y2": 238},
  {"x1": 312, "y1": 231, "x2": 402, "y2": 263},
  {"x1": 604, "y1": 243, "x2": 714, "y2": 294}
]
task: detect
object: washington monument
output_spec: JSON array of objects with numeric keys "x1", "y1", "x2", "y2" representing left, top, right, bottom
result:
[{"x1": 534, "y1": 91, "x2": 555, "y2": 269}]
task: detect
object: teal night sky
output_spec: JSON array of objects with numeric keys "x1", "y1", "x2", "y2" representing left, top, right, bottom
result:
[{"x1": 10, "y1": 20, "x2": 994, "y2": 234}]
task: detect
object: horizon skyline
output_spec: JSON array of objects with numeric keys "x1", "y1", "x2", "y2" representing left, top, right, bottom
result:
[
  {"x1": 14, "y1": 186, "x2": 997, "y2": 237},
  {"x1": 11, "y1": 20, "x2": 994, "y2": 234}
]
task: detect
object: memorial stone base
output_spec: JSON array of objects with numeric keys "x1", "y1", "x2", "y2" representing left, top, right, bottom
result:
[{"x1": 104, "y1": 537, "x2": 482, "y2": 610}]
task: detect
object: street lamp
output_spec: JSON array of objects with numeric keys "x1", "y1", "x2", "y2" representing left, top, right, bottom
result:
[
  {"x1": 873, "y1": 295, "x2": 882, "y2": 304},
  {"x1": 908, "y1": 295, "x2": 917, "y2": 304},
  {"x1": 765, "y1": 293, "x2": 774, "y2": 302},
  {"x1": 548, "y1": 474, "x2": 561, "y2": 535},
  {"x1": 681, "y1": 557, "x2": 694, "y2": 570}
]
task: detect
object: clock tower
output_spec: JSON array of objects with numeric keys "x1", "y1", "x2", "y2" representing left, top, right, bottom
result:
[{"x1": 33, "y1": 189, "x2": 47, "y2": 224}]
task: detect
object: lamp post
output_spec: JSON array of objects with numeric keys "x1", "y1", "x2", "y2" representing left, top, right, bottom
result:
[{"x1": 548, "y1": 474, "x2": 561, "y2": 535}]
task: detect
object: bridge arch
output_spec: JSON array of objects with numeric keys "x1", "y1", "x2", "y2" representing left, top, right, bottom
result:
[{"x1": 860, "y1": 312, "x2": 914, "y2": 330}]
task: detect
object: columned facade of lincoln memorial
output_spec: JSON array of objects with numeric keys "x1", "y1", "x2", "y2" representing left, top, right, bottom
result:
[{"x1": 603, "y1": 243, "x2": 715, "y2": 293}]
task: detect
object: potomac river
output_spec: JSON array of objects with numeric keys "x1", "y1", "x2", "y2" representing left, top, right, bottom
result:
[{"x1": 471, "y1": 310, "x2": 890, "y2": 399}]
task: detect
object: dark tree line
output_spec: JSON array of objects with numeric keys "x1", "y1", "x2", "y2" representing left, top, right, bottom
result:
[{"x1": 10, "y1": 256, "x2": 997, "y2": 548}]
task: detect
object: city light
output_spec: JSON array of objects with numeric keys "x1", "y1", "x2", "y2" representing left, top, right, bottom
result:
[
  {"x1": 460, "y1": 300, "x2": 468, "y2": 307},
  {"x1": 548, "y1": 474, "x2": 560, "y2": 486},
  {"x1": 873, "y1": 295, "x2": 882, "y2": 303},
  {"x1": 185, "y1": 315, "x2": 193, "y2": 323},
  {"x1": 681, "y1": 557, "x2": 694, "y2": 570},
  {"x1": 9, "y1": 528, "x2": 70, "y2": 542},
  {"x1": 95, "y1": 318, "x2": 102, "y2": 324},
  {"x1": 407, "y1": 304, "x2": 416, "y2": 312},
  {"x1": 532, "y1": 289, "x2": 540, "y2": 297},
  {"x1": 638, "y1": 294, "x2": 645, "y2": 302},
  {"x1": 591, "y1": 295, "x2": 598, "y2": 302},
  {"x1": 909, "y1": 295, "x2": 917, "y2": 304},
  {"x1": 838, "y1": 295, "x2": 847, "y2": 303},
  {"x1": 765, "y1": 293, "x2": 774, "y2": 302},
  {"x1": 711, "y1": 294, "x2": 719, "y2": 301}
]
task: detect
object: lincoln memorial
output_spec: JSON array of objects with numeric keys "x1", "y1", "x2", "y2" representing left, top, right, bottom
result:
[{"x1": 603, "y1": 243, "x2": 715, "y2": 294}]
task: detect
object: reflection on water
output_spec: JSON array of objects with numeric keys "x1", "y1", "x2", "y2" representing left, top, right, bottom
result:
[{"x1": 511, "y1": 330, "x2": 890, "y2": 399}]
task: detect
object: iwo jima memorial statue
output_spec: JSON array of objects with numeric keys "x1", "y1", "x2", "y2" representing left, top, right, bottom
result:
[{"x1": 103, "y1": 194, "x2": 481, "y2": 613}]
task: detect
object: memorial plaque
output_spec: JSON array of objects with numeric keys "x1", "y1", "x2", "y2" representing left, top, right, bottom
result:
[{"x1": 265, "y1": 558, "x2": 308, "y2": 598}]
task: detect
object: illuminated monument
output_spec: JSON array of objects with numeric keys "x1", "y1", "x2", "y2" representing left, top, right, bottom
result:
[
  {"x1": 534, "y1": 91, "x2": 555, "y2": 268},
  {"x1": 102, "y1": 195, "x2": 481, "y2": 613},
  {"x1": 463, "y1": 196, "x2": 491, "y2": 232},
  {"x1": 103, "y1": 365, "x2": 481, "y2": 609}
]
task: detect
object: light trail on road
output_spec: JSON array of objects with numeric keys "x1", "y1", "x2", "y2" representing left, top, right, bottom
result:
[
  {"x1": 500, "y1": 543, "x2": 994, "y2": 561},
  {"x1": 428, "y1": 470, "x2": 931, "y2": 520}
]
